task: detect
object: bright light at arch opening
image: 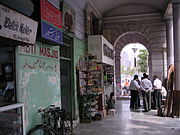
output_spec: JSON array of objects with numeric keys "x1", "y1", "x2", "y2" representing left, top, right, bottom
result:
[{"x1": 121, "y1": 43, "x2": 147, "y2": 56}]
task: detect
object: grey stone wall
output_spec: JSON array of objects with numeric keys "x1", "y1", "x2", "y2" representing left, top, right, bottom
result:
[{"x1": 65, "y1": 0, "x2": 87, "y2": 40}]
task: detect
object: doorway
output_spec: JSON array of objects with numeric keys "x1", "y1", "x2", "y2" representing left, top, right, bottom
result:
[
  {"x1": 117, "y1": 43, "x2": 149, "y2": 98},
  {"x1": 60, "y1": 60, "x2": 71, "y2": 112},
  {"x1": 60, "y1": 34, "x2": 73, "y2": 113},
  {"x1": 0, "y1": 47, "x2": 16, "y2": 106}
]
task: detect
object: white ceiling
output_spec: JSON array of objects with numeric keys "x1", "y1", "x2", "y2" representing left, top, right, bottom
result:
[{"x1": 90, "y1": 0, "x2": 172, "y2": 17}]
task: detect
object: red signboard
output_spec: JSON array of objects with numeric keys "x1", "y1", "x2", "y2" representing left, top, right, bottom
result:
[{"x1": 40, "y1": 0, "x2": 62, "y2": 29}]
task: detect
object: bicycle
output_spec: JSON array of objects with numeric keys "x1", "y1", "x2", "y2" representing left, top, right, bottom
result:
[{"x1": 27, "y1": 105, "x2": 72, "y2": 135}]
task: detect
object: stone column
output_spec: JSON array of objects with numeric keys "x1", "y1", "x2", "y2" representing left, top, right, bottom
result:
[
  {"x1": 165, "y1": 17, "x2": 174, "y2": 67},
  {"x1": 172, "y1": 0, "x2": 180, "y2": 117},
  {"x1": 162, "y1": 49, "x2": 167, "y2": 78},
  {"x1": 115, "y1": 52, "x2": 121, "y2": 86},
  {"x1": 148, "y1": 54, "x2": 152, "y2": 79},
  {"x1": 119, "y1": 56, "x2": 121, "y2": 85}
]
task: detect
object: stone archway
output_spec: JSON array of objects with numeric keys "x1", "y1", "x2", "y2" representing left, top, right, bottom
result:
[
  {"x1": 102, "y1": 15, "x2": 167, "y2": 85},
  {"x1": 114, "y1": 31, "x2": 151, "y2": 85}
]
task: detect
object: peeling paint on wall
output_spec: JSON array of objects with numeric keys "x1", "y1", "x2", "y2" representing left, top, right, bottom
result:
[
  {"x1": 19, "y1": 71, "x2": 37, "y2": 89},
  {"x1": 48, "y1": 76, "x2": 58, "y2": 84},
  {"x1": 17, "y1": 43, "x2": 61, "y2": 132}
]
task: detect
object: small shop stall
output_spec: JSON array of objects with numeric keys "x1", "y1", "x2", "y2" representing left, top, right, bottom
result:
[
  {"x1": 76, "y1": 35, "x2": 115, "y2": 123},
  {"x1": 88, "y1": 35, "x2": 115, "y2": 110}
]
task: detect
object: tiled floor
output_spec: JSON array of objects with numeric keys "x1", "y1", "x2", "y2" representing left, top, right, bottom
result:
[{"x1": 73, "y1": 100, "x2": 180, "y2": 135}]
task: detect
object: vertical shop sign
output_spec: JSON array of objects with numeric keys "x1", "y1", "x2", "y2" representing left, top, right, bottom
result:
[
  {"x1": 40, "y1": 0, "x2": 63, "y2": 44},
  {"x1": 103, "y1": 44, "x2": 114, "y2": 59}
]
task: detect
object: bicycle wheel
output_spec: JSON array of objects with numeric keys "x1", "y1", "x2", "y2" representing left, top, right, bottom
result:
[
  {"x1": 59, "y1": 121, "x2": 71, "y2": 135},
  {"x1": 27, "y1": 125, "x2": 55, "y2": 135},
  {"x1": 64, "y1": 120, "x2": 72, "y2": 135}
]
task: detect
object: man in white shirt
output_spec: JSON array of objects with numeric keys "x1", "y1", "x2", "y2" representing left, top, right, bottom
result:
[
  {"x1": 153, "y1": 75, "x2": 162, "y2": 109},
  {"x1": 129, "y1": 75, "x2": 140, "y2": 110},
  {"x1": 141, "y1": 74, "x2": 153, "y2": 112}
]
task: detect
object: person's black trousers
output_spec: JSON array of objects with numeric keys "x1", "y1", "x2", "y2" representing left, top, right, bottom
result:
[
  {"x1": 130, "y1": 90, "x2": 139, "y2": 109},
  {"x1": 137, "y1": 91, "x2": 141, "y2": 107},
  {"x1": 154, "y1": 89, "x2": 162, "y2": 109}
]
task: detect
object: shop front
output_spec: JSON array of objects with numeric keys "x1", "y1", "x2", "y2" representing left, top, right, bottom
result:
[
  {"x1": 17, "y1": 43, "x2": 61, "y2": 133},
  {"x1": 0, "y1": 2, "x2": 38, "y2": 134},
  {"x1": 88, "y1": 35, "x2": 115, "y2": 98},
  {"x1": 0, "y1": 0, "x2": 64, "y2": 134},
  {"x1": 21, "y1": 0, "x2": 63, "y2": 133},
  {"x1": 76, "y1": 35, "x2": 115, "y2": 123}
]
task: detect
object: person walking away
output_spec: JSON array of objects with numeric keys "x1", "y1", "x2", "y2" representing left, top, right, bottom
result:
[
  {"x1": 153, "y1": 75, "x2": 162, "y2": 109},
  {"x1": 129, "y1": 75, "x2": 140, "y2": 110},
  {"x1": 140, "y1": 74, "x2": 153, "y2": 112}
]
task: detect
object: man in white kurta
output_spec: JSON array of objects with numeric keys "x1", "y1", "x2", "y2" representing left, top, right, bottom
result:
[
  {"x1": 141, "y1": 74, "x2": 153, "y2": 112},
  {"x1": 153, "y1": 75, "x2": 162, "y2": 109}
]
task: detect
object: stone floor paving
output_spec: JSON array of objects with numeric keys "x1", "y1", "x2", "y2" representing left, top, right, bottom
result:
[{"x1": 73, "y1": 100, "x2": 180, "y2": 135}]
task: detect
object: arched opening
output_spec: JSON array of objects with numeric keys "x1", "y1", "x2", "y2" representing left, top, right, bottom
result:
[
  {"x1": 117, "y1": 43, "x2": 149, "y2": 97},
  {"x1": 114, "y1": 31, "x2": 151, "y2": 86},
  {"x1": 113, "y1": 31, "x2": 154, "y2": 104}
]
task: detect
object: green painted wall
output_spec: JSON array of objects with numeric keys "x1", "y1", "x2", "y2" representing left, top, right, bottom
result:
[
  {"x1": 16, "y1": 42, "x2": 61, "y2": 133},
  {"x1": 73, "y1": 37, "x2": 87, "y2": 119}
]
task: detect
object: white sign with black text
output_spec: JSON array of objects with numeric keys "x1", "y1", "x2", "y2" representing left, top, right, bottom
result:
[{"x1": 0, "y1": 4, "x2": 38, "y2": 44}]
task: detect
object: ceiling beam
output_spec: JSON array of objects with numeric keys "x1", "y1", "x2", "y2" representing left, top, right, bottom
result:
[
  {"x1": 87, "y1": 0, "x2": 102, "y2": 18},
  {"x1": 102, "y1": 13, "x2": 162, "y2": 23}
]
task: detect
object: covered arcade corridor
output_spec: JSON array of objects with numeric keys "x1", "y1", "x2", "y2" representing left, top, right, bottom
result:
[
  {"x1": 74, "y1": 100, "x2": 180, "y2": 135},
  {"x1": 0, "y1": 0, "x2": 180, "y2": 134}
]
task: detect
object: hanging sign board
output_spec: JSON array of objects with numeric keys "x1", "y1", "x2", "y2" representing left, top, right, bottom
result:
[
  {"x1": 40, "y1": 0, "x2": 63, "y2": 45},
  {"x1": 41, "y1": 21, "x2": 63, "y2": 44},
  {"x1": 18, "y1": 45, "x2": 59, "y2": 60},
  {"x1": 88, "y1": 35, "x2": 114, "y2": 66},
  {"x1": 41, "y1": 0, "x2": 62, "y2": 29},
  {"x1": 0, "y1": 4, "x2": 38, "y2": 44},
  {"x1": 103, "y1": 43, "x2": 114, "y2": 60}
]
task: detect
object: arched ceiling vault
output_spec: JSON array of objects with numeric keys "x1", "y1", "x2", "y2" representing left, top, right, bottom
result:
[
  {"x1": 104, "y1": 3, "x2": 162, "y2": 17},
  {"x1": 88, "y1": 0, "x2": 172, "y2": 55},
  {"x1": 89, "y1": 0, "x2": 172, "y2": 18}
]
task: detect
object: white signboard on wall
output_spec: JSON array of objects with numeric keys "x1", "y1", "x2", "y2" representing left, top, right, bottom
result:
[
  {"x1": 88, "y1": 35, "x2": 114, "y2": 66},
  {"x1": 0, "y1": 4, "x2": 38, "y2": 44}
]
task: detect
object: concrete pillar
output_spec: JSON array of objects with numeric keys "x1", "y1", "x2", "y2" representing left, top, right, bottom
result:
[
  {"x1": 119, "y1": 56, "x2": 121, "y2": 85},
  {"x1": 162, "y1": 49, "x2": 167, "y2": 78},
  {"x1": 172, "y1": 0, "x2": 180, "y2": 117},
  {"x1": 148, "y1": 54, "x2": 152, "y2": 79},
  {"x1": 165, "y1": 18, "x2": 174, "y2": 67},
  {"x1": 115, "y1": 52, "x2": 121, "y2": 85}
]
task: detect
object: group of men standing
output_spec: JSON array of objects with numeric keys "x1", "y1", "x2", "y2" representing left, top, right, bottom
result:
[{"x1": 129, "y1": 73, "x2": 163, "y2": 112}]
